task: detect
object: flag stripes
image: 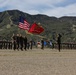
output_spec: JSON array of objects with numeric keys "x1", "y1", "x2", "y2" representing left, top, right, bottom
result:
[{"x1": 19, "y1": 17, "x2": 30, "y2": 31}]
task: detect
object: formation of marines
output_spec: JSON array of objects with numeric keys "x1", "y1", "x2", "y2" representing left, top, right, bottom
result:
[
  {"x1": 0, "y1": 33, "x2": 62, "y2": 52},
  {"x1": 12, "y1": 33, "x2": 32, "y2": 51}
]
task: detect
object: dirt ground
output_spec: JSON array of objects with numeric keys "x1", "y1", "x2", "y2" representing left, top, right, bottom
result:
[{"x1": 0, "y1": 48, "x2": 76, "y2": 75}]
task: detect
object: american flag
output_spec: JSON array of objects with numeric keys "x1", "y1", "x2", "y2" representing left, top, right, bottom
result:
[{"x1": 19, "y1": 17, "x2": 30, "y2": 31}]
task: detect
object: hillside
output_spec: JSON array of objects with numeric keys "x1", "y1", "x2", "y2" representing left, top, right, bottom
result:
[{"x1": 0, "y1": 10, "x2": 76, "y2": 42}]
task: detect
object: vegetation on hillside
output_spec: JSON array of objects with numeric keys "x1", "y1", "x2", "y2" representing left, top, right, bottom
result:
[{"x1": 0, "y1": 10, "x2": 76, "y2": 42}]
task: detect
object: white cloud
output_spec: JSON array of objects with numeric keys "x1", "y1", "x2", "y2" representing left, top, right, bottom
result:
[
  {"x1": 0, "y1": 0, "x2": 76, "y2": 17},
  {"x1": 25, "y1": 0, "x2": 65, "y2": 5},
  {"x1": 0, "y1": 0, "x2": 65, "y2": 9},
  {"x1": 42, "y1": 3, "x2": 76, "y2": 17},
  {"x1": 0, "y1": 0, "x2": 10, "y2": 7}
]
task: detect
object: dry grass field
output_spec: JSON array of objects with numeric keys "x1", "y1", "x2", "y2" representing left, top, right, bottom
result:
[{"x1": 0, "y1": 48, "x2": 76, "y2": 75}]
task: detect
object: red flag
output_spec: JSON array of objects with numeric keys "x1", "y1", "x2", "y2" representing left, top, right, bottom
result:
[
  {"x1": 28, "y1": 23, "x2": 44, "y2": 34},
  {"x1": 19, "y1": 17, "x2": 30, "y2": 31}
]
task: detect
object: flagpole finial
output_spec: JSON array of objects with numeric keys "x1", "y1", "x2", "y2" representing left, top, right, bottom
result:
[{"x1": 38, "y1": 22, "x2": 40, "y2": 25}]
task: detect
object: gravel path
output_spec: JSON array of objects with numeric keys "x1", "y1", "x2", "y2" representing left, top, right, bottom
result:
[{"x1": 0, "y1": 49, "x2": 76, "y2": 75}]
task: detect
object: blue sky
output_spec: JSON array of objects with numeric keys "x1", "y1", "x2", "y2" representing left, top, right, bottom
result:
[{"x1": 0, "y1": 0, "x2": 76, "y2": 17}]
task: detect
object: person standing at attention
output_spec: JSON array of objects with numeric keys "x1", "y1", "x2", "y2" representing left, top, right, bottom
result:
[
  {"x1": 12, "y1": 33, "x2": 16, "y2": 50},
  {"x1": 57, "y1": 34, "x2": 62, "y2": 52},
  {"x1": 41, "y1": 38, "x2": 44, "y2": 50},
  {"x1": 19, "y1": 34, "x2": 24, "y2": 51},
  {"x1": 16, "y1": 34, "x2": 20, "y2": 50},
  {"x1": 23, "y1": 36, "x2": 27, "y2": 50}
]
